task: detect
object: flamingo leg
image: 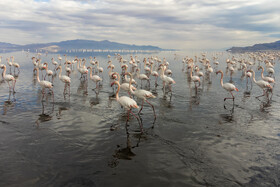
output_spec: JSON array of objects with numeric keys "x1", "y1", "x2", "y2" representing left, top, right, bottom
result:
[
  {"x1": 224, "y1": 92, "x2": 234, "y2": 101},
  {"x1": 145, "y1": 99, "x2": 156, "y2": 126},
  {"x1": 7, "y1": 81, "x2": 11, "y2": 91},
  {"x1": 13, "y1": 80, "x2": 16, "y2": 93},
  {"x1": 256, "y1": 89, "x2": 266, "y2": 98},
  {"x1": 138, "y1": 100, "x2": 144, "y2": 114},
  {"x1": 129, "y1": 110, "x2": 143, "y2": 133}
]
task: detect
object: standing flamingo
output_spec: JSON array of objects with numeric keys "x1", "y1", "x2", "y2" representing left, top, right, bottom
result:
[
  {"x1": 11, "y1": 56, "x2": 20, "y2": 74},
  {"x1": 43, "y1": 62, "x2": 54, "y2": 81},
  {"x1": 34, "y1": 67, "x2": 53, "y2": 96},
  {"x1": 216, "y1": 70, "x2": 239, "y2": 101},
  {"x1": 111, "y1": 80, "x2": 143, "y2": 133},
  {"x1": 56, "y1": 66, "x2": 71, "y2": 95},
  {"x1": 247, "y1": 69, "x2": 272, "y2": 98},
  {"x1": 87, "y1": 66, "x2": 102, "y2": 89},
  {"x1": 127, "y1": 72, "x2": 157, "y2": 125},
  {"x1": 258, "y1": 66, "x2": 275, "y2": 84},
  {"x1": 1, "y1": 65, "x2": 16, "y2": 92}
]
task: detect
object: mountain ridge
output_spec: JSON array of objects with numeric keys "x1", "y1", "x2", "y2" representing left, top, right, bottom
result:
[
  {"x1": 227, "y1": 40, "x2": 280, "y2": 52},
  {"x1": 0, "y1": 39, "x2": 168, "y2": 52}
]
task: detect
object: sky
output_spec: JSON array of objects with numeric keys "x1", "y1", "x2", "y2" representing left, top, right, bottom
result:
[{"x1": 0, "y1": 0, "x2": 279, "y2": 50}]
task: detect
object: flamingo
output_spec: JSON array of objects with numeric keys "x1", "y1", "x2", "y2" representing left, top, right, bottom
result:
[
  {"x1": 159, "y1": 65, "x2": 176, "y2": 92},
  {"x1": 6, "y1": 58, "x2": 12, "y2": 74},
  {"x1": 111, "y1": 80, "x2": 143, "y2": 133},
  {"x1": 1, "y1": 65, "x2": 16, "y2": 92},
  {"x1": 247, "y1": 69, "x2": 272, "y2": 98},
  {"x1": 43, "y1": 62, "x2": 54, "y2": 81},
  {"x1": 56, "y1": 66, "x2": 71, "y2": 95},
  {"x1": 34, "y1": 67, "x2": 53, "y2": 96},
  {"x1": 127, "y1": 72, "x2": 157, "y2": 124},
  {"x1": 88, "y1": 66, "x2": 102, "y2": 89},
  {"x1": 150, "y1": 61, "x2": 159, "y2": 87},
  {"x1": 11, "y1": 56, "x2": 20, "y2": 74},
  {"x1": 136, "y1": 68, "x2": 150, "y2": 87},
  {"x1": 51, "y1": 58, "x2": 58, "y2": 72},
  {"x1": 189, "y1": 64, "x2": 201, "y2": 90},
  {"x1": 258, "y1": 66, "x2": 275, "y2": 83},
  {"x1": 216, "y1": 70, "x2": 239, "y2": 101}
]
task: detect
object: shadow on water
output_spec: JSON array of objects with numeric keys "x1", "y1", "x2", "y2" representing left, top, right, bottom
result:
[
  {"x1": 35, "y1": 95, "x2": 54, "y2": 126},
  {"x1": 220, "y1": 103, "x2": 235, "y2": 123},
  {"x1": 108, "y1": 124, "x2": 142, "y2": 168},
  {"x1": 2, "y1": 91, "x2": 16, "y2": 115}
]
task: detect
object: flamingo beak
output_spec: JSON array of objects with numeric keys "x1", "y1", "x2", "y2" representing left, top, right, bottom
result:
[{"x1": 110, "y1": 81, "x2": 115, "y2": 87}]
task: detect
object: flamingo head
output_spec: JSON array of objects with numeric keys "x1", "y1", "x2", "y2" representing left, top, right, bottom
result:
[
  {"x1": 257, "y1": 66, "x2": 263, "y2": 71},
  {"x1": 216, "y1": 70, "x2": 222, "y2": 75}
]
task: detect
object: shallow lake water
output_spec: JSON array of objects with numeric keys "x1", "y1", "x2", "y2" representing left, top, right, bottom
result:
[{"x1": 0, "y1": 51, "x2": 279, "y2": 186}]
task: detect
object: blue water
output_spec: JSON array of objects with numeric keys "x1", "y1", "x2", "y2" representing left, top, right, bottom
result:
[{"x1": 0, "y1": 51, "x2": 279, "y2": 186}]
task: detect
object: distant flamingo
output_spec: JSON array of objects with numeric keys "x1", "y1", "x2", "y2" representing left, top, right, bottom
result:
[
  {"x1": 216, "y1": 70, "x2": 239, "y2": 101},
  {"x1": 51, "y1": 58, "x2": 58, "y2": 72},
  {"x1": 6, "y1": 58, "x2": 12, "y2": 74},
  {"x1": 111, "y1": 80, "x2": 143, "y2": 133},
  {"x1": 11, "y1": 56, "x2": 20, "y2": 74},
  {"x1": 1, "y1": 65, "x2": 16, "y2": 92}
]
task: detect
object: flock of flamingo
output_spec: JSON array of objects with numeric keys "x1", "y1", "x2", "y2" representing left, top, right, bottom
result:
[{"x1": 0, "y1": 51, "x2": 278, "y2": 133}]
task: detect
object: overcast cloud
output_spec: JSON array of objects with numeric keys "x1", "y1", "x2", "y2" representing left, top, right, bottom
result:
[{"x1": 0, "y1": 0, "x2": 279, "y2": 50}]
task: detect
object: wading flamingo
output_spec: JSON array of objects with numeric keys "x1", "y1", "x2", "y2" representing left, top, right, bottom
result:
[
  {"x1": 247, "y1": 69, "x2": 272, "y2": 98},
  {"x1": 1, "y1": 65, "x2": 16, "y2": 92},
  {"x1": 111, "y1": 80, "x2": 143, "y2": 133},
  {"x1": 216, "y1": 70, "x2": 239, "y2": 101}
]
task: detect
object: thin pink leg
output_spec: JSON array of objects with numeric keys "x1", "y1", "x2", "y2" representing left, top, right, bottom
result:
[{"x1": 129, "y1": 110, "x2": 143, "y2": 133}]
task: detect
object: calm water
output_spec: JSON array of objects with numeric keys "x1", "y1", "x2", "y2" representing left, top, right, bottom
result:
[{"x1": 0, "y1": 51, "x2": 279, "y2": 187}]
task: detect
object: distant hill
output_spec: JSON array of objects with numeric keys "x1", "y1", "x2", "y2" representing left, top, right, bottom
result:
[
  {"x1": 0, "y1": 39, "x2": 166, "y2": 52},
  {"x1": 227, "y1": 40, "x2": 280, "y2": 52}
]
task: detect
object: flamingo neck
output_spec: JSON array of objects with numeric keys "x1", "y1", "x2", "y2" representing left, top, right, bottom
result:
[
  {"x1": 128, "y1": 73, "x2": 135, "y2": 94},
  {"x1": 89, "y1": 67, "x2": 93, "y2": 78},
  {"x1": 190, "y1": 66, "x2": 193, "y2": 78},
  {"x1": 251, "y1": 70, "x2": 257, "y2": 83},
  {"x1": 58, "y1": 68, "x2": 62, "y2": 79},
  {"x1": 2, "y1": 66, "x2": 6, "y2": 78},
  {"x1": 219, "y1": 72, "x2": 224, "y2": 87},
  {"x1": 260, "y1": 67, "x2": 265, "y2": 79},
  {"x1": 115, "y1": 81, "x2": 120, "y2": 101},
  {"x1": 36, "y1": 68, "x2": 40, "y2": 82}
]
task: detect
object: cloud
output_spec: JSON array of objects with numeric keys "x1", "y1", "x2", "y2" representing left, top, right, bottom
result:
[{"x1": 0, "y1": 0, "x2": 279, "y2": 50}]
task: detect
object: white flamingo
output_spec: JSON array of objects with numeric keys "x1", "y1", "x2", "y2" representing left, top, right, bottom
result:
[
  {"x1": 1, "y1": 65, "x2": 16, "y2": 92},
  {"x1": 43, "y1": 62, "x2": 54, "y2": 81},
  {"x1": 34, "y1": 67, "x2": 53, "y2": 96},
  {"x1": 88, "y1": 66, "x2": 102, "y2": 89},
  {"x1": 11, "y1": 56, "x2": 20, "y2": 74},
  {"x1": 56, "y1": 66, "x2": 71, "y2": 95},
  {"x1": 111, "y1": 80, "x2": 143, "y2": 133},
  {"x1": 258, "y1": 66, "x2": 274, "y2": 83},
  {"x1": 247, "y1": 69, "x2": 272, "y2": 98},
  {"x1": 127, "y1": 72, "x2": 157, "y2": 124},
  {"x1": 216, "y1": 70, "x2": 239, "y2": 101},
  {"x1": 159, "y1": 65, "x2": 176, "y2": 92}
]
